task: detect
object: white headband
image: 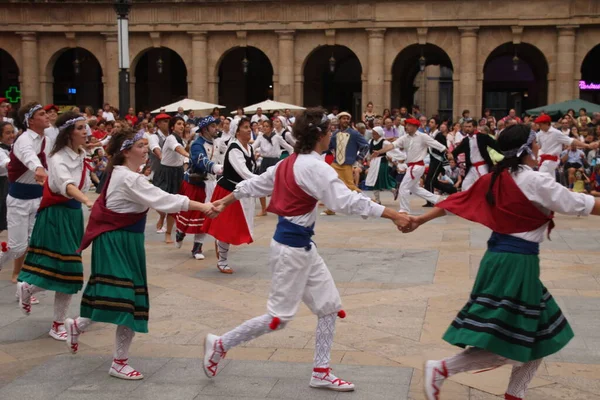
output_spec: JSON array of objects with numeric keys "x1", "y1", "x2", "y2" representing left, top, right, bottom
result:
[
  {"x1": 120, "y1": 131, "x2": 145, "y2": 151},
  {"x1": 24, "y1": 104, "x2": 42, "y2": 127},
  {"x1": 58, "y1": 116, "x2": 86, "y2": 131}
]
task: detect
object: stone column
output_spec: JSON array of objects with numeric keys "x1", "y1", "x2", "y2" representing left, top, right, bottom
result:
[
  {"x1": 276, "y1": 30, "x2": 295, "y2": 104},
  {"x1": 366, "y1": 28, "x2": 386, "y2": 114},
  {"x1": 102, "y1": 33, "x2": 119, "y2": 108},
  {"x1": 458, "y1": 27, "x2": 478, "y2": 117},
  {"x1": 384, "y1": 74, "x2": 392, "y2": 110},
  {"x1": 555, "y1": 25, "x2": 578, "y2": 103},
  {"x1": 189, "y1": 32, "x2": 208, "y2": 100},
  {"x1": 208, "y1": 75, "x2": 219, "y2": 104},
  {"x1": 18, "y1": 32, "x2": 40, "y2": 103},
  {"x1": 294, "y1": 70, "x2": 303, "y2": 107}
]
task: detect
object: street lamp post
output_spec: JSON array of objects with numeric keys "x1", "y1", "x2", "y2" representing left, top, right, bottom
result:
[{"x1": 115, "y1": 0, "x2": 131, "y2": 114}]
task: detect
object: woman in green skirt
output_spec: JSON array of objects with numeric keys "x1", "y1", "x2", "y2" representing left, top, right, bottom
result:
[
  {"x1": 63, "y1": 128, "x2": 214, "y2": 380},
  {"x1": 406, "y1": 124, "x2": 600, "y2": 400},
  {"x1": 365, "y1": 126, "x2": 396, "y2": 203},
  {"x1": 17, "y1": 111, "x2": 93, "y2": 341}
]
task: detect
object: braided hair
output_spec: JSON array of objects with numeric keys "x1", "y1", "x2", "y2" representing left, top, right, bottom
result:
[{"x1": 485, "y1": 124, "x2": 533, "y2": 206}]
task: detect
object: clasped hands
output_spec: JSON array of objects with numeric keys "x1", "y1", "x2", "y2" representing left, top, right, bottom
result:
[
  {"x1": 205, "y1": 199, "x2": 226, "y2": 219},
  {"x1": 391, "y1": 211, "x2": 422, "y2": 234}
]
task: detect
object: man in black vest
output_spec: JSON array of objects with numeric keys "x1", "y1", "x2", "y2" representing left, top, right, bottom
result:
[{"x1": 423, "y1": 118, "x2": 456, "y2": 206}]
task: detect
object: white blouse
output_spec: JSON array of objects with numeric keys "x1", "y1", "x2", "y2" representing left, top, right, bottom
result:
[
  {"x1": 228, "y1": 139, "x2": 258, "y2": 181},
  {"x1": 0, "y1": 146, "x2": 9, "y2": 177},
  {"x1": 106, "y1": 165, "x2": 190, "y2": 214},
  {"x1": 234, "y1": 151, "x2": 384, "y2": 227},
  {"x1": 254, "y1": 132, "x2": 294, "y2": 158},
  {"x1": 510, "y1": 166, "x2": 594, "y2": 243},
  {"x1": 160, "y1": 134, "x2": 186, "y2": 167},
  {"x1": 48, "y1": 146, "x2": 91, "y2": 197}
]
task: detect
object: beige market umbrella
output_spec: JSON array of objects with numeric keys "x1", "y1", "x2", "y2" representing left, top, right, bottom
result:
[
  {"x1": 152, "y1": 98, "x2": 225, "y2": 114},
  {"x1": 231, "y1": 99, "x2": 305, "y2": 115}
]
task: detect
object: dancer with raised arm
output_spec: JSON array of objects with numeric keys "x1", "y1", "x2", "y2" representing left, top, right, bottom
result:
[
  {"x1": 16, "y1": 111, "x2": 93, "y2": 341},
  {"x1": 407, "y1": 124, "x2": 600, "y2": 400},
  {"x1": 62, "y1": 129, "x2": 215, "y2": 380},
  {"x1": 202, "y1": 108, "x2": 410, "y2": 391}
]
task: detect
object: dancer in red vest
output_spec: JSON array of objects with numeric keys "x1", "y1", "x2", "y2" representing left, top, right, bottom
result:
[
  {"x1": 201, "y1": 108, "x2": 411, "y2": 391},
  {"x1": 62, "y1": 129, "x2": 214, "y2": 380},
  {"x1": 405, "y1": 124, "x2": 600, "y2": 400},
  {"x1": 1, "y1": 103, "x2": 51, "y2": 305},
  {"x1": 17, "y1": 111, "x2": 94, "y2": 341}
]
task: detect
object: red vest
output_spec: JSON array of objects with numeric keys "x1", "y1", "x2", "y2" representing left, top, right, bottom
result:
[
  {"x1": 38, "y1": 158, "x2": 92, "y2": 211},
  {"x1": 78, "y1": 172, "x2": 148, "y2": 252},
  {"x1": 266, "y1": 153, "x2": 318, "y2": 216},
  {"x1": 437, "y1": 169, "x2": 554, "y2": 237},
  {"x1": 8, "y1": 135, "x2": 48, "y2": 183}
]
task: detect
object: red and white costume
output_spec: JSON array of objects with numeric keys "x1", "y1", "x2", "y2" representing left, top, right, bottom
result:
[{"x1": 536, "y1": 126, "x2": 573, "y2": 177}]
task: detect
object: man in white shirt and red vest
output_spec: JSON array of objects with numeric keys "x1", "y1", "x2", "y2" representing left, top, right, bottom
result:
[{"x1": 1, "y1": 102, "x2": 52, "y2": 289}]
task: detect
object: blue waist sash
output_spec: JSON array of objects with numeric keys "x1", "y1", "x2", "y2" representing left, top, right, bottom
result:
[
  {"x1": 64, "y1": 199, "x2": 81, "y2": 209},
  {"x1": 487, "y1": 232, "x2": 539, "y2": 255},
  {"x1": 8, "y1": 182, "x2": 43, "y2": 199},
  {"x1": 273, "y1": 216, "x2": 315, "y2": 249},
  {"x1": 121, "y1": 215, "x2": 147, "y2": 233}
]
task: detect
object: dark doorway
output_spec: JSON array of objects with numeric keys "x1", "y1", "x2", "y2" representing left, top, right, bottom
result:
[
  {"x1": 218, "y1": 47, "x2": 273, "y2": 112},
  {"x1": 53, "y1": 48, "x2": 103, "y2": 110},
  {"x1": 135, "y1": 47, "x2": 187, "y2": 112},
  {"x1": 580, "y1": 45, "x2": 600, "y2": 105},
  {"x1": 0, "y1": 49, "x2": 19, "y2": 109},
  {"x1": 303, "y1": 45, "x2": 362, "y2": 117}
]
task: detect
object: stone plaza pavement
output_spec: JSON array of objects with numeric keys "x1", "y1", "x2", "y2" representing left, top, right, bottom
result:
[{"x1": 0, "y1": 193, "x2": 599, "y2": 399}]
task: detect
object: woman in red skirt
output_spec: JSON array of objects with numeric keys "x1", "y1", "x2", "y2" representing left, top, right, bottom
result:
[{"x1": 202, "y1": 118, "x2": 257, "y2": 274}]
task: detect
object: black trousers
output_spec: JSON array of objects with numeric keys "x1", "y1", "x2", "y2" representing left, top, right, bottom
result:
[{"x1": 424, "y1": 158, "x2": 457, "y2": 198}]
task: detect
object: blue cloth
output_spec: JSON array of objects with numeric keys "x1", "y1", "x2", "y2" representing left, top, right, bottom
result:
[
  {"x1": 561, "y1": 149, "x2": 585, "y2": 165},
  {"x1": 273, "y1": 216, "x2": 314, "y2": 250},
  {"x1": 329, "y1": 128, "x2": 369, "y2": 166},
  {"x1": 185, "y1": 136, "x2": 216, "y2": 186},
  {"x1": 487, "y1": 232, "x2": 539, "y2": 255},
  {"x1": 8, "y1": 182, "x2": 43, "y2": 199},
  {"x1": 122, "y1": 215, "x2": 148, "y2": 234}
]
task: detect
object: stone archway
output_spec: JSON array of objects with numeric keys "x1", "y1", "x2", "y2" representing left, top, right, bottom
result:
[
  {"x1": 579, "y1": 44, "x2": 600, "y2": 105},
  {"x1": 0, "y1": 49, "x2": 20, "y2": 107},
  {"x1": 483, "y1": 42, "x2": 548, "y2": 119},
  {"x1": 52, "y1": 48, "x2": 103, "y2": 110},
  {"x1": 391, "y1": 44, "x2": 454, "y2": 120},
  {"x1": 134, "y1": 47, "x2": 188, "y2": 112},
  {"x1": 303, "y1": 45, "x2": 362, "y2": 117},
  {"x1": 218, "y1": 46, "x2": 274, "y2": 111}
]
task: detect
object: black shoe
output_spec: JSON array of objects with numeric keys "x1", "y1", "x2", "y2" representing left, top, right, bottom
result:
[{"x1": 423, "y1": 203, "x2": 434, "y2": 207}]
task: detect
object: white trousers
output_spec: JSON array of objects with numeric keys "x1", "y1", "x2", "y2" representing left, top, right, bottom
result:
[
  {"x1": 267, "y1": 240, "x2": 342, "y2": 321},
  {"x1": 5, "y1": 195, "x2": 40, "y2": 263},
  {"x1": 398, "y1": 165, "x2": 440, "y2": 213},
  {"x1": 462, "y1": 165, "x2": 489, "y2": 191},
  {"x1": 538, "y1": 159, "x2": 558, "y2": 177}
]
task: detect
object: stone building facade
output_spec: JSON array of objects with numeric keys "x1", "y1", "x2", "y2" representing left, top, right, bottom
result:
[{"x1": 1, "y1": 0, "x2": 599, "y2": 119}]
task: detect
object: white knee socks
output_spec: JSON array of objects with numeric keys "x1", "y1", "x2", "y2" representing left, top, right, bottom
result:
[
  {"x1": 220, "y1": 314, "x2": 285, "y2": 351},
  {"x1": 505, "y1": 359, "x2": 542, "y2": 399},
  {"x1": 114, "y1": 325, "x2": 135, "y2": 361},
  {"x1": 74, "y1": 317, "x2": 92, "y2": 332},
  {"x1": 217, "y1": 241, "x2": 230, "y2": 267},
  {"x1": 53, "y1": 292, "x2": 72, "y2": 323},
  {"x1": 313, "y1": 313, "x2": 336, "y2": 370},
  {"x1": 194, "y1": 233, "x2": 206, "y2": 243},
  {"x1": 443, "y1": 348, "x2": 509, "y2": 377}
]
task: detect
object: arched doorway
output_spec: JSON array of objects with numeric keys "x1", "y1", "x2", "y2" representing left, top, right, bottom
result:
[
  {"x1": 391, "y1": 44, "x2": 454, "y2": 120},
  {"x1": 218, "y1": 46, "x2": 273, "y2": 111},
  {"x1": 580, "y1": 44, "x2": 600, "y2": 105},
  {"x1": 483, "y1": 43, "x2": 548, "y2": 119},
  {"x1": 0, "y1": 49, "x2": 20, "y2": 107},
  {"x1": 135, "y1": 47, "x2": 187, "y2": 112},
  {"x1": 303, "y1": 45, "x2": 362, "y2": 117},
  {"x1": 53, "y1": 48, "x2": 103, "y2": 110}
]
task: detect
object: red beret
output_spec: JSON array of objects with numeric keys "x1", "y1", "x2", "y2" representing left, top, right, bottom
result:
[
  {"x1": 0, "y1": 98, "x2": 7, "y2": 104},
  {"x1": 534, "y1": 115, "x2": 551, "y2": 124},
  {"x1": 405, "y1": 118, "x2": 420, "y2": 127},
  {"x1": 155, "y1": 113, "x2": 171, "y2": 121},
  {"x1": 43, "y1": 104, "x2": 59, "y2": 112}
]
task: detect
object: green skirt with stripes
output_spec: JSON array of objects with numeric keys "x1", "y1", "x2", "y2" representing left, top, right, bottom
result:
[
  {"x1": 443, "y1": 250, "x2": 573, "y2": 363},
  {"x1": 80, "y1": 230, "x2": 149, "y2": 333},
  {"x1": 19, "y1": 205, "x2": 84, "y2": 294}
]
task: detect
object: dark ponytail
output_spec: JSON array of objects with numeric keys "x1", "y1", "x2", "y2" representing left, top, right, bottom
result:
[{"x1": 485, "y1": 124, "x2": 533, "y2": 206}]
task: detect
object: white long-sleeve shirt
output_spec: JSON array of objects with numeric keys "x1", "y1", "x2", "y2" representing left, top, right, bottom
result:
[
  {"x1": 12, "y1": 129, "x2": 53, "y2": 184},
  {"x1": 228, "y1": 140, "x2": 258, "y2": 180},
  {"x1": 510, "y1": 166, "x2": 594, "y2": 243},
  {"x1": 537, "y1": 126, "x2": 573, "y2": 157},
  {"x1": 48, "y1": 146, "x2": 91, "y2": 197},
  {"x1": 106, "y1": 165, "x2": 190, "y2": 214},
  {"x1": 254, "y1": 132, "x2": 294, "y2": 158},
  {"x1": 44, "y1": 126, "x2": 59, "y2": 141},
  {"x1": 0, "y1": 146, "x2": 9, "y2": 177},
  {"x1": 392, "y1": 132, "x2": 446, "y2": 164},
  {"x1": 233, "y1": 151, "x2": 384, "y2": 227},
  {"x1": 148, "y1": 130, "x2": 167, "y2": 154}
]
